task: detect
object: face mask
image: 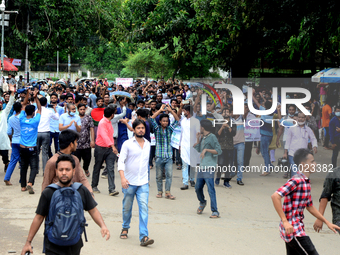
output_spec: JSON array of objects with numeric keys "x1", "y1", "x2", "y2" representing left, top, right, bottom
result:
[
  {"x1": 78, "y1": 93, "x2": 83, "y2": 96},
  {"x1": 298, "y1": 121, "x2": 305, "y2": 125},
  {"x1": 307, "y1": 110, "x2": 311, "y2": 113},
  {"x1": 85, "y1": 93, "x2": 89, "y2": 96},
  {"x1": 335, "y1": 112, "x2": 340, "y2": 117},
  {"x1": 69, "y1": 112, "x2": 75, "y2": 116},
  {"x1": 288, "y1": 114, "x2": 294, "y2": 118}
]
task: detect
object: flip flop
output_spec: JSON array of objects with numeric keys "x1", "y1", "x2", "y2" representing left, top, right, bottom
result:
[
  {"x1": 165, "y1": 194, "x2": 176, "y2": 200},
  {"x1": 197, "y1": 203, "x2": 206, "y2": 214},
  {"x1": 85, "y1": 170, "x2": 91, "y2": 177},
  {"x1": 27, "y1": 185, "x2": 35, "y2": 194},
  {"x1": 21, "y1": 187, "x2": 27, "y2": 192},
  {"x1": 210, "y1": 212, "x2": 220, "y2": 218}
]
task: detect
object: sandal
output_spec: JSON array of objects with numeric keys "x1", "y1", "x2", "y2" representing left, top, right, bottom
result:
[
  {"x1": 177, "y1": 165, "x2": 182, "y2": 170},
  {"x1": 140, "y1": 236, "x2": 154, "y2": 246},
  {"x1": 156, "y1": 193, "x2": 162, "y2": 198},
  {"x1": 27, "y1": 185, "x2": 35, "y2": 194},
  {"x1": 21, "y1": 187, "x2": 27, "y2": 192},
  {"x1": 85, "y1": 170, "x2": 91, "y2": 177},
  {"x1": 197, "y1": 203, "x2": 206, "y2": 214},
  {"x1": 165, "y1": 193, "x2": 176, "y2": 200},
  {"x1": 120, "y1": 228, "x2": 128, "y2": 239},
  {"x1": 210, "y1": 212, "x2": 220, "y2": 218},
  {"x1": 4, "y1": 180, "x2": 12, "y2": 186}
]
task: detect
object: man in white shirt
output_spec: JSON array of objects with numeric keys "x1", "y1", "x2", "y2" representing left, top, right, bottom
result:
[
  {"x1": 180, "y1": 105, "x2": 200, "y2": 189},
  {"x1": 118, "y1": 119, "x2": 154, "y2": 247},
  {"x1": 36, "y1": 97, "x2": 59, "y2": 174}
]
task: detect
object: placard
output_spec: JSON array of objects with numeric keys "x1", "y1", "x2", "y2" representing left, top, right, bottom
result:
[
  {"x1": 170, "y1": 125, "x2": 181, "y2": 149},
  {"x1": 116, "y1": 78, "x2": 133, "y2": 88},
  {"x1": 244, "y1": 116, "x2": 261, "y2": 142}
]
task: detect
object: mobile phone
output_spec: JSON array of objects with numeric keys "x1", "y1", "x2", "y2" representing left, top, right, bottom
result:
[
  {"x1": 182, "y1": 100, "x2": 190, "y2": 104},
  {"x1": 47, "y1": 105, "x2": 54, "y2": 108}
]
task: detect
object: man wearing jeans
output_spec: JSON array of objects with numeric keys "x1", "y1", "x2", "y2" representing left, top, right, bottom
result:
[
  {"x1": 19, "y1": 89, "x2": 42, "y2": 194},
  {"x1": 36, "y1": 97, "x2": 59, "y2": 174},
  {"x1": 118, "y1": 119, "x2": 154, "y2": 246},
  {"x1": 150, "y1": 104, "x2": 179, "y2": 199},
  {"x1": 91, "y1": 107, "x2": 119, "y2": 196},
  {"x1": 194, "y1": 120, "x2": 222, "y2": 218},
  {"x1": 329, "y1": 105, "x2": 340, "y2": 167},
  {"x1": 4, "y1": 102, "x2": 22, "y2": 185}
]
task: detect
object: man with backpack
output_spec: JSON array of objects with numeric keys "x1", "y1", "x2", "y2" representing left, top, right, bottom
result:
[{"x1": 21, "y1": 154, "x2": 110, "y2": 255}]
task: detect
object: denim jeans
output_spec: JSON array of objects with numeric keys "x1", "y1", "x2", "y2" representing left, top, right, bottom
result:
[
  {"x1": 244, "y1": 141, "x2": 253, "y2": 167},
  {"x1": 289, "y1": 155, "x2": 298, "y2": 176},
  {"x1": 172, "y1": 147, "x2": 181, "y2": 165},
  {"x1": 233, "y1": 142, "x2": 245, "y2": 181},
  {"x1": 182, "y1": 161, "x2": 195, "y2": 185},
  {"x1": 122, "y1": 184, "x2": 149, "y2": 241},
  {"x1": 155, "y1": 157, "x2": 173, "y2": 193},
  {"x1": 92, "y1": 145, "x2": 116, "y2": 192},
  {"x1": 20, "y1": 147, "x2": 38, "y2": 187},
  {"x1": 36, "y1": 132, "x2": 50, "y2": 173},
  {"x1": 286, "y1": 236, "x2": 319, "y2": 255},
  {"x1": 260, "y1": 135, "x2": 272, "y2": 172},
  {"x1": 4, "y1": 144, "x2": 20, "y2": 181},
  {"x1": 149, "y1": 146, "x2": 155, "y2": 167},
  {"x1": 332, "y1": 141, "x2": 340, "y2": 168},
  {"x1": 195, "y1": 177, "x2": 218, "y2": 213},
  {"x1": 49, "y1": 132, "x2": 60, "y2": 157}
]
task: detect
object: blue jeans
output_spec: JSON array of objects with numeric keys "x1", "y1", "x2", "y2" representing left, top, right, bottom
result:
[
  {"x1": 36, "y1": 132, "x2": 50, "y2": 173},
  {"x1": 195, "y1": 177, "x2": 218, "y2": 213},
  {"x1": 155, "y1": 157, "x2": 173, "y2": 193},
  {"x1": 4, "y1": 144, "x2": 20, "y2": 181},
  {"x1": 182, "y1": 161, "x2": 195, "y2": 185},
  {"x1": 288, "y1": 155, "x2": 298, "y2": 176},
  {"x1": 260, "y1": 135, "x2": 272, "y2": 172},
  {"x1": 122, "y1": 184, "x2": 149, "y2": 241},
  {"x1": 50, "y1": 132, "x2": 60, "y2": 155},
  {"x1": 233, "y1": 142, "x2": 245, "y2": 181}
]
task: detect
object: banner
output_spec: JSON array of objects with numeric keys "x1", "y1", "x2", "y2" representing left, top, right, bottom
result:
[
  {"x1": 170, "y1": 125, "x2": 181, "y2": 149},
  {"x1": 5, "y1": 58, "x2": 22, "y2": 66},
  {"x1": 161, "y1": 99, "x2": 171, "y2": 105},
  {"x1": 116, "y1": 78, "x2": 133, "y2": 88},
  {"x1": 244, "y1": 116, "x2": 261, "y2": 142}
]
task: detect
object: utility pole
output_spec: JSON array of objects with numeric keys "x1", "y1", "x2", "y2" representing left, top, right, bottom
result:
[
  {"x1": 25, "y1": 12, "x2": 29, "y2": 83},
  {"x1": 0, "y1": 1, "x2": 18, "y2": 79},
  {"x1": 56, "y1": 32, "x2": 59, "y2": 78},
  {"x1": 68, "y1": 54, "x2": 71, "y2": 80}
]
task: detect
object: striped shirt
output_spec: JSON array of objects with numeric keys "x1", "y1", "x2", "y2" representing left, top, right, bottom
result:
[{"x1": 150, "y1": 118, "x2": 178, "y2": 158}]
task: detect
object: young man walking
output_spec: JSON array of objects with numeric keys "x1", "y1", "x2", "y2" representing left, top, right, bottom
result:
[
  {"x1": 118, "y1": 119, "x2": 154, "y2": 246},
  {"x1": 271, "y1": 148, "x2": 340, "y2": 254},
  {"x1": 194, "y1": 120, "x2": 222, "y2": 218},
  {"x1": 150, "y1": 104, "x2": 180, "y2": 199},
  {"x1": 21, "y1": 154, "x2": 110, "y2": 255},
  {"x1": 92, "y1": 107, "x2": 119, "y2": 196},
  {"x1": 329, "y1": 105, "x2": 340, "y2": 167}
]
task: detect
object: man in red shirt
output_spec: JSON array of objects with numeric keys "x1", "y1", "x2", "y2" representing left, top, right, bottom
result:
[
  {"x1": 271, "y1": 148, "x2": 340, "y2": 254},
  {"x1": 91, "y1": 107, "x2": 119, "y2": 196}
]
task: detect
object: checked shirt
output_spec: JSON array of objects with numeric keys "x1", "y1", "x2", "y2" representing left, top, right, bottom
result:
[
  {"x1": 150, "y1": 118, "x2": 178, "y2": 159},
  {"x1": 276, "y1": 172, "x2": 313, "y2": 242}
]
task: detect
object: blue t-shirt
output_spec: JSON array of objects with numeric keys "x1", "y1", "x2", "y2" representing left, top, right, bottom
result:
[
  {"x1": 59, "y1": 113, "x2": 81, "y2": 132},
  {"x1": 19, "y1": 111, "x2": 41, "y2": 147}
]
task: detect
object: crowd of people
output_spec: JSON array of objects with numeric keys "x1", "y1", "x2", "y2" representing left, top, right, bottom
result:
[{"x1": 0, "y1": 75, "x2": 340, "y2": 254}]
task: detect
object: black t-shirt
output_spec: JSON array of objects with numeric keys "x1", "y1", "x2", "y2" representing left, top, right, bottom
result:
[{"x1": 36, "y1": 184, "x2": 97, "y2": 255}]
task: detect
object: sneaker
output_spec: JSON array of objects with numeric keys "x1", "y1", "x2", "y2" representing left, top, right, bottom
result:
[
  {"x1": 180, "y1": 185, "x2": 189, "y2": 190},
  {"x1": 190, "y1": 181, "x2": 195, "y2": 187},
  {"x1": 101, "y1": 174, "x2": 108, "y2": 179},
  {"x1": 237, "y1": 180, "x2": 244, "y2": 186},
  {"x1": 215, "y1": 178, "x2": 220, "y2": 186},
  {"x1": 109, "y1": 190, "x2": 119, "y2": 196},
  {"x1": 223, "y1": 182, "x2": 232, "y2": 189},
  {"x1": 92, "y1": 187, "x2": 101, "y2": 193}
]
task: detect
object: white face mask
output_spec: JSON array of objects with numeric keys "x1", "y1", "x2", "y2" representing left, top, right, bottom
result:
[
  {"x1": 298, "y1": 121, "x2": 305, "y2": 125},
  {"x1": 85, "y1": 93, "x2": 89, "y2": 96}
]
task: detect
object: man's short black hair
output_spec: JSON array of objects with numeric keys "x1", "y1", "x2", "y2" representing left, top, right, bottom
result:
[
  {"x1": 132, "y1": 119, "x2": 146, "y2": 129},
  {"x1": 96, "y1": 97, "x2": 103, "y2": 103},
  {"x1": 200, "y1": 119, "x2": 213, "y2": 133},
  {"x1": 159, "y1": 113, "x2": 169, "y2": 122},
  {"x1": 104, "y1": 106, "x2": 115, "y2": 118},
  {"x1": 137, "y1": 100, "x2": 145, "y2": 105},
  {"x1": 25, "y1": 105, "x2": 36, "y2": 116},
  {"x1": 264, "y1": 101, "x2": 272, "y2": 110},
  {"x1": 60, "y1": 94, "x2": 66, "y2": 101},
  {"x1": 293, "y1": 148, "x2": 313, "y2": 166},
  {"x1": 66, "y1": 93, "x2": 73, "y2": 100},
  {"x1": 75, "y1": 95, "x2": 83, "y2": 104},
  {"x1": 176, "y1": 94, "x2": 182, "y2": 98},
  {"x1": 50, "y1": 93, "x2": 58, "y2": 99},
  {"x1": 170, "y1": 99, "x2": 178, "y2": 104},
  {"x1": 288, "y1": 104, "x2": 297, "y2": 111},
  {"x1": 13, "y1": 102, "x2": 22, "y2": 113},
  {"x1": 77, "y1": 103, "x2": 86, "y2": 110},
  {"x1": 335, "y1": 105, "x2": 340, "y2": 111},
  {"x1": 56, "y1": 154, "x2": 76, "y2": 169},
  {"x1": 39, "y1": 97, "x2": 47, "y2": 106},
  {"x1": 59, "y1": 130, "x2": 79, "y2": 150},
  {"x1": 136, "y1": 109, "x2": 147, "y2": 118},
  {"x1": 155, "y1": 103, "x2": 163, "y2": 110},
  {"x1": 184, "y1": 105, "x2": 192, "y2": 112},
  {"x1": 150, "y1": 100, "x2": 157, "y2": 104}
]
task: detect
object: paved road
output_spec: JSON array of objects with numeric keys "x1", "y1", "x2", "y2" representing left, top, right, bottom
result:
[{"x1": 0, "y1": 145, "x2": 339, "y2": 255}]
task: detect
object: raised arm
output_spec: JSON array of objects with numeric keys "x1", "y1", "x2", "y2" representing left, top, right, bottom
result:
[
  {"x1": 167, "y1": 104, "x2": 180, "y2": 122},
  {"x1": 151, "y1": 104, "x2": 166, "y2": 119},
  {"x1": 33, "y1": 90, "x2": 42, "y2": 115}
]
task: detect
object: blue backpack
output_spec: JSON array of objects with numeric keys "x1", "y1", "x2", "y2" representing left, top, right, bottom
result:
[{"x1": 45, "y1": 182, "x2": 88, "y2": 246}]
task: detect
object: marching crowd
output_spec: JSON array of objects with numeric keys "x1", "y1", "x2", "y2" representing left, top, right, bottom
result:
[{"x1": 0, "y1": 75, "x2": 340, "y2": 254}]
